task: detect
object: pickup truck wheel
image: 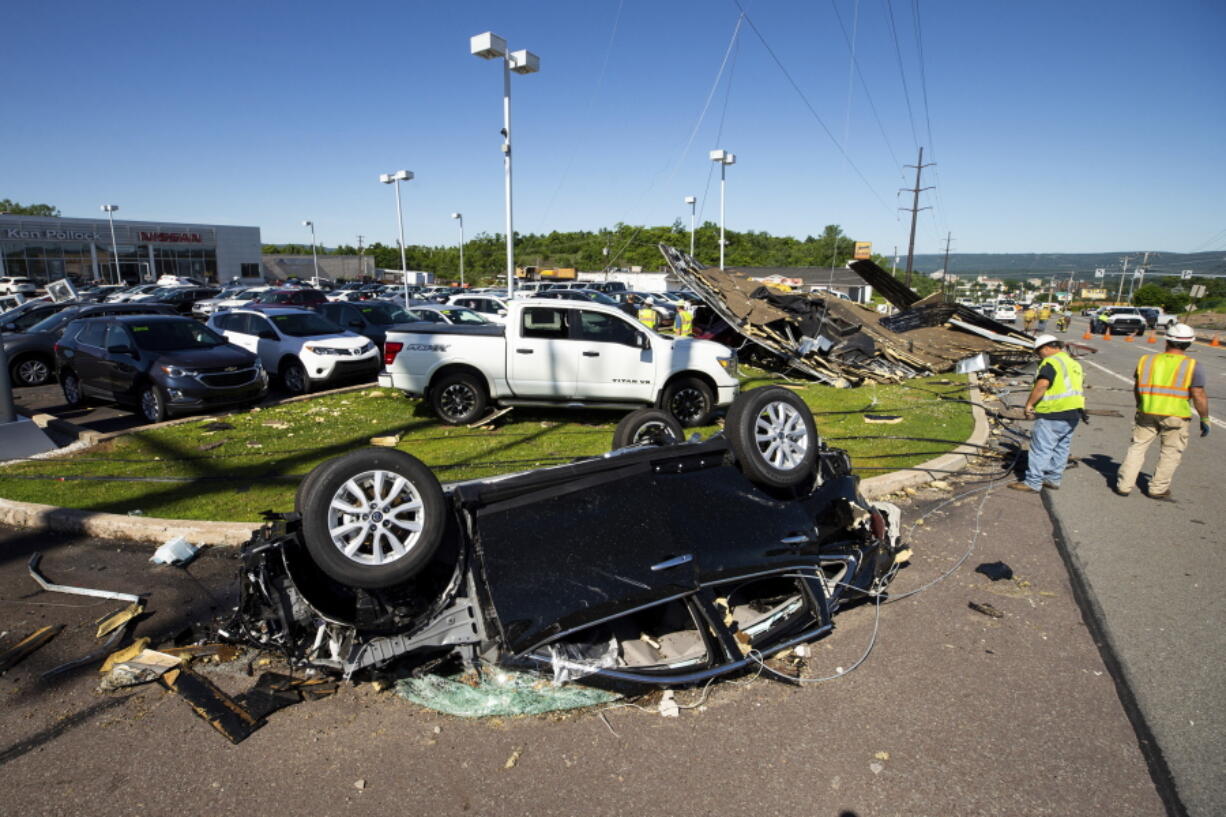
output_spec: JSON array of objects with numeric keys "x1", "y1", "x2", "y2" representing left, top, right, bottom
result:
[
  {"x1": 726, "y1": 386, "x2": 819, "y2": 489},
  {"x1": 431, "y1": 372, "x2": 487, "y2": 425},
  {"x1": 663, "y1": 376, "x2": 714, "y2": 427},
  {"x1": 301, "y1": 448, "x2": 446, "y2": 589},
  {"x1": 612, "y1": 408, "x2": 685, "y2": 449},
  {"x1": 281, "y1": 359, "x2": 310, "y2": 395}
]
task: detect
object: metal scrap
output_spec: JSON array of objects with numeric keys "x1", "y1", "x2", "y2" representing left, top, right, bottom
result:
[
  {"x1": 659, "y1": 244, "x2": 1034, "y2": 385},
  {"x1": 28, "y1": 553, "x2": 142, "y2": 603},
  {"x1": 0, "y1": 626, "x2": 63, "y2": 674}
]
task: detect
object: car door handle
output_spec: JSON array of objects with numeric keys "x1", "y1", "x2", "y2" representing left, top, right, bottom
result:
[
  {"x1": 516, "y1": 348, "x2": 533, "y2": 354},
  {"x1": 583, "y1": 351, "x2": 600, "y2": 357},
  {"x1": 651, "y1": 554, "x2": 693, "y2": 572}
]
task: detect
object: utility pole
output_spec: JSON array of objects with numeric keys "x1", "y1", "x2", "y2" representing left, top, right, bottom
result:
[
  {"x1": 1115, "y1": 255, "x2": 1131, "y2": 304},
  {"x1": 1128, "y1": 250, "x2": 1150, "y2": 302},
  {"x1": 900, "y1": 147, "x2": 934, "y2": 288},
  {"x1": 940, "y1": 231, "x2": 954, "y2": 298},
  {"x1": 356, "y1": 235, "x2": 365, "y2": 281},
  {"x1": 891, "y1": 245, "x2": 898, "y2": 277}
]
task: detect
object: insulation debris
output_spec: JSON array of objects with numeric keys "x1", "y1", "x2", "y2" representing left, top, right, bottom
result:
[
  {"x1": 659, "y1": 245, "x2": 1034, "y2": 385},
  {"x1": 0, "y1": 625, "x2": 63, "y2": 674}
]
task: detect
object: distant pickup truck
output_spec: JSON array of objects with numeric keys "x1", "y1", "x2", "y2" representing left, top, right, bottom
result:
[
  {"x1": 378, "y1": 299, "x2": 740, "y2": 426},
  {"x1": 1092, "y1": 306, "x2": 1148, "y2": 335},
  {"x1": 1137, "y1": 307, "x2": 1178, "y2": 330}
]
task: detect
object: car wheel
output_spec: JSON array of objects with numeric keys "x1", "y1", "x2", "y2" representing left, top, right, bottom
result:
[
  {"x1": 281, "y1": 358, "x2": 310, "y2": 395},
  {"x1": 300, "y1": 448, "x2": 446, "y2": 588},
  {"x1": 61, "y1": 370, "x2": 88, "y2": 408},
  {"x1": 431, "y1": 372, "x2": 487, "y2": 425},
  {"x1": 140, "y1": 384, "x2": 167, "y2": 423},
  {"x1": 725, "y1": 386, "x2": 819, "y2": 489},
  {"x1": 612, "y1": 408, "x2": 685, "y2": 449},
  {"x1": 662, "y1": 376, "x2": 714, "y2": 427},
  {"x1": 12, "y1": 355, "x2": 52, "y2": 387}
]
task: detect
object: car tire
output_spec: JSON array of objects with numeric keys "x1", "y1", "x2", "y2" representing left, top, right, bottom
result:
[
  {"x1": 61, "y1": 370, "x2": 89, "y2": 408},
  {"x1": 300, "y1": 448, "x2": 447, "y2": 589},
  {"x1": 281, "y1": 358, "x2": 310, "y2": 395},
  {"x1": 662, "y1": 375, "x2": 715, "y2": 427},
  {"x1": 140, "y1": 384, "x2": 168, "y2": 423},
  {"x1": 612, "y1": 408, "x2": 685, "y2": 449},
  {"x1": 725, "y1": 386, "x2": 819, "y2": 489},
  {"x1": 431, "y1": 372, "x2": 487, "y2": 425},
  {"x1": 12, "y1": 355, "x2": 52, "y2": 387}
]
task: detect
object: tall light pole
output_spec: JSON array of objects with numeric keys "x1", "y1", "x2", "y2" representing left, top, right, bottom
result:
[
  {"x1": 471, "y1": 32, "x2": 540, "y2": 297},
  {"x1": 302, "y1": 220, "x2": 319, "y2": 282},
  {"x1": 684, "y1": 195, "x2": 697, "y2": 257},
  {"x1": 380, "y1": 170, "x2": 413, "y2": 302},
  {"x1": 101, "y1": 204, "x2": 120, "y2": 284},
  {"x1": 450, "y1": 213, "x2": 466, "y2": 288},
  {"x1": 709, "y1": 150, "x2": 735, "y2": 270}
]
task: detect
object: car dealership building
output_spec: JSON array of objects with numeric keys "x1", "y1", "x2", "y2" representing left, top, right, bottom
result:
[{"x1": 0, "y1": 214, "x2": 262, "y2": 285}]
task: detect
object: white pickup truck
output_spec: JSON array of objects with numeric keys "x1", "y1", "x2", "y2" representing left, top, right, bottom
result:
[{"x1": 378, "y1": 299, "x2": 740, "y2": 426}]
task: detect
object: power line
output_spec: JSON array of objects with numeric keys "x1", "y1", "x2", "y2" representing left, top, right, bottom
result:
[
  {"x1": 882, "y1": 0, "x2": 920, "y2": 150},
  {"x1": 909, "y1": 0, "x2": 950, "y2": 236}
]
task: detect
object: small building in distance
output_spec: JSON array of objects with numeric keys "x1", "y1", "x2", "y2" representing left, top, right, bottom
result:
[{"x1": 262, "y1": 254, "x2": 375, "y2": 284}]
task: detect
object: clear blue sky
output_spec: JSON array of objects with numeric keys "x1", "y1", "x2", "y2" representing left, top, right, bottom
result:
[{"x1": 7, "y1": 0, "x2": 1224, "y2": 256}]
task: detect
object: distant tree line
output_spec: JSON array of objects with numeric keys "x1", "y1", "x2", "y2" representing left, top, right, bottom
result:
[
  {"x1": 0, "y1": 199, "x2": 61, "y2": 217},
  {"x1": 1131, "y1": 277, "x2": 1226, "y2": 313}
]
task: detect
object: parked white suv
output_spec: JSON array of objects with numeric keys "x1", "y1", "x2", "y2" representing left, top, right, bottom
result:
[
  {"x1": 207, "y1": 307, "x2": 379, "y2": 393},
  {"x1": 0, "y1": 277, "x2": 36, "y2": 296},
  {"x1": 445, "y1": 294, "x2": 509, "y2": 323}
]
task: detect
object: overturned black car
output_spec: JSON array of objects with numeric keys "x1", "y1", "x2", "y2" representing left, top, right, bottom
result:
[{"x1": 226, "y1": 387, "x2": 906, "y2": 685}]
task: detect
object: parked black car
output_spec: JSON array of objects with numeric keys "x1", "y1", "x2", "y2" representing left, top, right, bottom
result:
[
  {"x1": 0, "y1": 300, "x2": 73, "y2": 334},
  {"x1": 150, "y1": 286, "x2": 221, "y2": 315},
  {"x1": 314, "y1": 299, "x2": 416, "y2": 352},
  {"x1": 228, "y1": 387, "x2": 905, "y2": 684},
  {"x1": 3, "y1": 303, "x2": 175, "y2": 387},
  {"x1": 55, "y1": 315, "x2": 268, "y2": 422}
]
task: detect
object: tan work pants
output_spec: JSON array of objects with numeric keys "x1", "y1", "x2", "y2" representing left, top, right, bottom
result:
[{"x1": 1116, "y1": 413, "x2": 1190, "y2": 494}]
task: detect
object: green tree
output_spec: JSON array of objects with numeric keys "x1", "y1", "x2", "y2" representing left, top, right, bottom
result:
[{"x1": 0, "y1": 199, "x2": 60, "y2": 217}]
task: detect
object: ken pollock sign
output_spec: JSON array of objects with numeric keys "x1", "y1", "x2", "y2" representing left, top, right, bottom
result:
[{"x1": 4, "y1": 226, "x2": 102, "y2": 241}]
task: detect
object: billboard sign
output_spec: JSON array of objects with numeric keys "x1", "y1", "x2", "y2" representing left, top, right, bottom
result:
[{"x1": 853, "y1": 242, "x2": 872, "y2": 260}]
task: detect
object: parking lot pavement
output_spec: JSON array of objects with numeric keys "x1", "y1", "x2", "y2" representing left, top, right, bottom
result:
[
  {"x1": 13, "y1": 382, "x2": 146, "y2": 436},
  {"x1": 0, "y1": 476, "x2": 1167, "y2": 816}
]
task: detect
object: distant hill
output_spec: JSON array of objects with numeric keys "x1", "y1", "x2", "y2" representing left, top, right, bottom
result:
[{"x1": 910, "y1": 251, "x2": 1225, "y2": 279}]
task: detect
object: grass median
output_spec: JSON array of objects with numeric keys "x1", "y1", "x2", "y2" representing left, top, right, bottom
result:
[{"x1": 0, "y1": 371, "x2": 973, "y2": 523}]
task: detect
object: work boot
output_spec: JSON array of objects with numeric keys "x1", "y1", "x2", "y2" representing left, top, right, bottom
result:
[
  {"x1": 1043, "y1": 482, "x2": 1060, "y2": 490},
  {"x1": 1148, "y1": 491, "x2": 1175, "y2": 502},
  {"x1": 1007, "y1": 482, "x2": 1039, "y2": 493},
  {"x1": 1112, "y1": 486, "x2": 1131, "y2": 497}
]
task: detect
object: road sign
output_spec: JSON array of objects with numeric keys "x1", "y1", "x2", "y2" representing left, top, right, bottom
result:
[
  {"x1": 1190, "y1": 284, "x2": 1207, "y2": 298},
  {"x1": 1181, "y1": 269, "x2": 1193, "y2": 280},
  {"x1": 1094, "y1": 268, "x2": 1105, "y2": 279},
  {"x1": 853, "y1": 241, "x2": 872, "y2": 260}
]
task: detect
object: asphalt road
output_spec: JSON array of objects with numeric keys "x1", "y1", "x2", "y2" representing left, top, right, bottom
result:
[
  {"x1": 0, "y1": 471, "x2": 1167, "y2": 816},
  {"x1": 1011, "y1": 318, "x2": 1226, "y2": 817}
]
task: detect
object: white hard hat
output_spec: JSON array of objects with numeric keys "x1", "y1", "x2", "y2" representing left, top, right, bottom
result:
[
  {"x1": 1167, "y1": 323, "x2": 1195, "y2": 342},
  {"x1": 645, "y1": 297, "x2": 655, "y2": 305},
  {"x1": 1033, "y1": 333, "x2": 1059, "y2": 350}
]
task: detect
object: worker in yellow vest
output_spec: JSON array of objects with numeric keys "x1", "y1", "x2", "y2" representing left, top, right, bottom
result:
[
  {"x1": 637, "y1": 298, "x2": 659, "y2": 330},
  {"x1": 1011, "y1": 334, "x2": 1085, "y2": 492},
  {"x1": 1022, "y1": 306, "x2": 1037, "y2": 332},
  {"x1": 1114, "y1": 323, "x2": 1211, "y2": 500},
  {"x1": 1037, "y1": 305, "x2": 1052, "y2": 331},
  {"x1": 676, "y1": 302, "x2": 695, "y2": 337}
]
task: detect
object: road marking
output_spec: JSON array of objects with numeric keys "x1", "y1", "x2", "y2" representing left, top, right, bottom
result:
[{"x1": 1082, "y1": 358, "x2": 1226, "y2": 430}]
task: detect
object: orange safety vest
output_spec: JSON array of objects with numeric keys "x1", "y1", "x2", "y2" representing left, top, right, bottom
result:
[{"x1": 1136, "y1": 352, "x2": 1197, "y2": 418}]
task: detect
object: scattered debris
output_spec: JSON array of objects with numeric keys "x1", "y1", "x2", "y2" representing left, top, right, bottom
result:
[
  {"x1": 41, "y1": 621, "x2": 130, "y2": 680},
  {"x1": 976, "y1": 562, "x2": 1014, "y2": 582},
  {"x1": 869, "y1": 761, "x2": 885, "y2": 775},
  {"x1": 126, "y1": 509, "x2": 146, "y2": 516},
  {"x1": 354, "y1": 779, "x2": 368, "y2": 790},
  {"x1": 660, "y1": 244, "x2": 1033, "y2": 385},
  {"x1": 245, "y1": 441, "x2": 263, "y2": 448},
  {"x1": 159, "y1": 666, "x2": 261, "y2": 744},
  {"x1": 370, "y1": 434, "x2": 402, "y2": 447},
  {"x1": 863, "y1": 414, "x2": 903, "y2": 424},
  {"x1": 101, "y1": 638, "x2": 151, "y2": 674},
  {"x1": 28, "y1": 553, "x2": 141, "y2": 603},
  {"x1": 468, "y1": 406, "x2": 514, "y2": 428},
  {"x1": 968, "y1": 601, "x2": 1005, "y2": 619},
  {"x1": 504, "y1": 748, "x2": 522, "y2": 769},
  {"x1": 395, "y1": 670, "x2": 619, "y2": 717},
  {"x1": 658, "y1": 690, "x2": 680, "y2": 718},
  {"x1": 198, "y1": 440, "x2": 225, "y2": 451},
  {"x1": 262, "y1": 421, "x2": 290, "y2": 429},
  {"x1": 150, "y1": 536, "x2": 200, "y2": 566},
  {"x1": 874, "y1": 751, "x2": 891, "y2": 761},
  {"x1": 201, "y1": 421, "x2": 235, "y2": 432},
  {"x1": 159, "y1": 643, "x2": 242, "y2": 664},
  {"x1": 96, "y1": 602, "x2": 143, "y2": 638},
  {"x1": 99, "y1": 648, "x2": 182, "y2": 691},
  {"x1": 0, "y1": 625, "x2": 63, "y2": 674}
]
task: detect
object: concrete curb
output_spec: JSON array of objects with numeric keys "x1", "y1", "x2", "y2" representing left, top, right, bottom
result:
[
  {"x1": 0, "y1": 377, "x2": 990, "y2": 546},
  {"x1": 859, "y1": 374, "x2": 990, "y2": 500}
]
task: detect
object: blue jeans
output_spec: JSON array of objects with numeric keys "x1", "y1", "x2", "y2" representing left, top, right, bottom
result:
[{"x1": 1025, "y1": 414, "x2": 1080, "y2": 488}]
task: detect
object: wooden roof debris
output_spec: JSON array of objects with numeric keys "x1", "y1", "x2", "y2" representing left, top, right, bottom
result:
[{"x1": 659, "y1": 244, "x2": 1033, "y2": 386}]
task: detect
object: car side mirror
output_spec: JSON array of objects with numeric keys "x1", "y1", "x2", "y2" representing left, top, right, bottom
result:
[
  {"x1": 107, "y1": 344, "x2": 134, "y2": 355},
  {"x1": 258, "y1": 331, "x2": 278, "y2": 340},
  {"x1": 497, "y1": 309, "x2": 507, "y2": 317}
]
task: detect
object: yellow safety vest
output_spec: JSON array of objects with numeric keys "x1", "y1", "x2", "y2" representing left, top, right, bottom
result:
[
  {"x1": 637, "y1": 306, "x2": 658, "y2": 329},
  {"x1": 1036, "y1": 350, "x2": 1085, "y2": 413},
  {"x1": 1136, "y1": 353, "x2": 1196, "y2": 418},
  {"x1": 677, "y1": 309, "x2": 694, "y2": 337},
  {"x1": 1039, "y1": 307, "x2": 1051, "y2": 320}
]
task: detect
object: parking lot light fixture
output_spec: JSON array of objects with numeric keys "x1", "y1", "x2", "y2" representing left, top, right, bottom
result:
[
  {"x1": 302, "y1": 220, "x2": 319, "y2": 281},
  {"x1": 684, "y1": 196, "x2": 697, "y2": 257},
  {"x1": 708, "y1": 150, "x2": 735, "y2": 270},
  {"x1": 101, "y1": 204, "x2": 120, "y2": 284},
  {"x1": 380, "y1": 170, "x2": 414, "y2": 302},
  {"x1": 470, "y1": 31, "x2": 540, "y2": 298},
  {"x1": 451, "y1": 213, "x2": 465, "y2": 288}
]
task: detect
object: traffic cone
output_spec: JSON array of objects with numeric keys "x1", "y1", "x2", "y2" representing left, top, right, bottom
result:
[
  {"x1": 1147, "y1": 332, "x2": 1157, "y2": 344},
  {"x1": 1082, "y1": 328, "x2": 1092, "y2": 340},
  {"x1": 1104, "y1": 329, "x2": 1112, "y2": 341},
  {"x1": 1212, "y1": 335, "x2": 1221, "y2": 347},
  {"x1": 1124, "y1": 333, "x2": 1134, "y2": 342}
]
